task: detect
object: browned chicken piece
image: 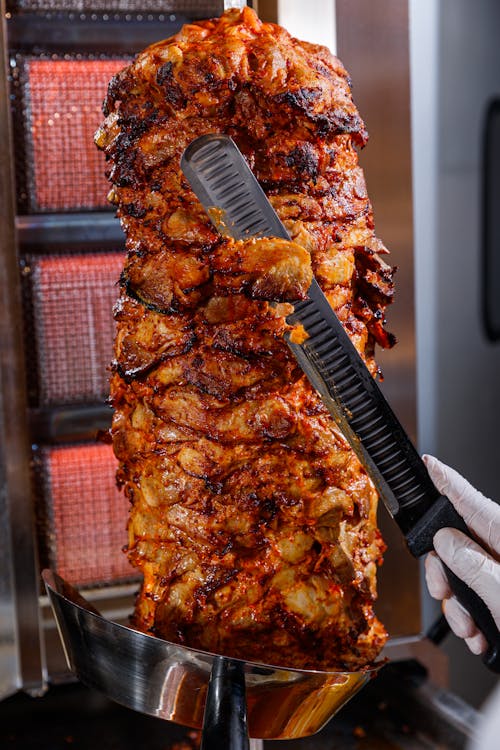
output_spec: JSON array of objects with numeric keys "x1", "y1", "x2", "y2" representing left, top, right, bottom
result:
[{"x1": 97, "y1": 7, "x2": 395, "y2": 671}]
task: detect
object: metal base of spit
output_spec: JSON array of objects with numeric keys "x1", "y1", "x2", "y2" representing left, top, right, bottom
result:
[{"x1": 0, "y1": 654, "x2": 480, "y2": 750}]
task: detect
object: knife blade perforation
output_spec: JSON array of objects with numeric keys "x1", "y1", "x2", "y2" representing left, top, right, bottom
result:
[
  {"x1": 371, "y1": 442, "x2": 399, "y2": 459},
  {"x1": 294, "y1": 299, "x2": 444, "y2": 512},
  {"x1": 181, "y1": 133, "x2": 442, "y2": 530},
  {"x1": 286, "y1": 307, "x2": 432, "y2": 513},
  {"x1": 190, "y1": 143, "x2": 220, "y2": 163}
]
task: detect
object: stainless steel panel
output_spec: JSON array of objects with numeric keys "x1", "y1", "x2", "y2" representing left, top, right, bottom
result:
[
  {"x1": 336, "y1": 0, "x2": 421, "y2": 639},
  {"x1": 0, "y1": 0, "x2": 46, "y2": 698},
  {"x1": 411, "y1": 0, "x2": 500, "y2": 708},
  {"x1": 0, "y1": 484, "x2": 19, "y2": 699}
]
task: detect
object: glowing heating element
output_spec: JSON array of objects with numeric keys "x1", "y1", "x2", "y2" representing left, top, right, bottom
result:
[
  {"x1": 30, "y1": 252, "x2": 124, "y2": 405},
  {"x1": 25, "y1": 59, "x2": 128, "y2": 211},
  {"x1": 39, "y1": 443, "x2": 135, "y2": 587}
]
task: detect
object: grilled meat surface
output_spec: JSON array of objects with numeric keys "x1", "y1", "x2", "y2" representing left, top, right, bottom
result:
[{"x1": 96, "y1": 7, "x2": 395, "y2": 670}]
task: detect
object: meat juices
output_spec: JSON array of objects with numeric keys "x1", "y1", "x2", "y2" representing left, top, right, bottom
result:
[{"x1": 96, "y1": 7, "x2": 395, "y2": 670}]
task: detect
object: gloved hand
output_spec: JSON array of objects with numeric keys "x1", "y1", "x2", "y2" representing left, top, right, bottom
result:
[{"x1": 423, "y1": 454, "x2": 500, "y2": 655}]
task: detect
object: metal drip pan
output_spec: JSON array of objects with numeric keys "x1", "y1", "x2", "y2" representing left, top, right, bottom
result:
[{"x1": 43, "y1": 569, "x2": 379, "y2": 741}]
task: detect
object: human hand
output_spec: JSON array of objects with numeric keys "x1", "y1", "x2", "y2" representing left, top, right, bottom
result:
[{"x1": 423, "y1": 454, "x2": 500, "y2": 655}]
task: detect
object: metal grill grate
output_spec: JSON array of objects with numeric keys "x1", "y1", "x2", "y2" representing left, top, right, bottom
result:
[
  {"x1": 7, "y1": 0, "x2": 223, "y2": 13},
  {"x1": 36, "y1": 442, "x2": 135, "y2": 587},
  {"x1": 13, "y1": 56, "x2": 130, "y2": 213},
  {"x1": 27, "y1": 251, "x2": 124, "y2": 406}
]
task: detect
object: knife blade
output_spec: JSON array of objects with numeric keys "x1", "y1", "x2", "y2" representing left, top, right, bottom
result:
[{"x1": 181, "y1": 133, "x2": 500, "y2": 671}]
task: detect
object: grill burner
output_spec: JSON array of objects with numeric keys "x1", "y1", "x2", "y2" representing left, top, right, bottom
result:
[
  {"x1": 28, "y1": 252, "x2": 124, "y2": 406},
  {"x1": 22, "y1": 58, "x2": 128, "y2": 212},
  {"x1": 38, "y1": 444, "x2": 134, "y2": 587}
]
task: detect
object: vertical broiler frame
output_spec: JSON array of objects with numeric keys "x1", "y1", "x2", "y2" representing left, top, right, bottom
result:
[
  {"x1": 0, "y1": 0, "x2": 46, "y2": 698},
  {"x1": 0, "y1": 0, "x2": 250, "y2": 701},
  {"x1": 0, "y1": 0, "x2": 436, "y2": 703}
]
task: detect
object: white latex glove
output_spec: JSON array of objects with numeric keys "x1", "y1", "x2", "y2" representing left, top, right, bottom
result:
[
  {"x1": 423, "y1": 454, "x2": 500, "y2": 655},
  {"x1": 470, "y1": 683, "x2": 500, "y2": 750}
]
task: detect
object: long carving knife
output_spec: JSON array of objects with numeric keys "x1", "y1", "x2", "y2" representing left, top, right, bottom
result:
[{"x1": 181, "y1": 133, "x2": 500, "y2": 672}]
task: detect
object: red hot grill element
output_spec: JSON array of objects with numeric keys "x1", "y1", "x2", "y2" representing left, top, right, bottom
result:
[
  {"x1": 30, "y1": 252, "x2": 124, "y2": 406},
  {"x1": 40, "y1": 443, "x2": 135, "y2": 587},
  {"x1": 25, "y1": 59, "x2": 128, "y2": 212}
]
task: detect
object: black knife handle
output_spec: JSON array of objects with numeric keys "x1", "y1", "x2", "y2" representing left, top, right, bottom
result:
[
  {"x1": 201, "y1": 656, "x2": 250, "y2": 750},
  {"x1": 405, "y1": 494, "x2": 468, "y2": 557},
  {"x1": 443, "y1": 564, "x2": 500, "y2": 672},
  {"x1": 406, "y1": 495, "x2": 500, "y2": 673}
]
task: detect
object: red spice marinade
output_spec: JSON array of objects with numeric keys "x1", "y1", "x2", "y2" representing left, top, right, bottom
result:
[{"x1": 96, "y1": 8, "x2": 395, "y2": 670}]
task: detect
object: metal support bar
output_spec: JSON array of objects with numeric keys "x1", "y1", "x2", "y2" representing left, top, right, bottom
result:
[
  {"x1": 30, "y1": 403, "x2": 112, "y2": 444},
  {"x1": 16, "y1": 212, "x2": 125, "y2": 249},
  {"x1": 0, "y1": 0, "x2": 46, "y2": 698},
  {"x1": 224, "y1": 0, "x2": 248, "y2": 9},
  {"x1": 7, "y1": 13, "x2": 188, "y2": 52}
]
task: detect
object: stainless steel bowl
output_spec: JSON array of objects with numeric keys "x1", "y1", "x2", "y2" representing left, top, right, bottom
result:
[{"x1": 43, "y1": 569, "x2": 379, "y2": 740}]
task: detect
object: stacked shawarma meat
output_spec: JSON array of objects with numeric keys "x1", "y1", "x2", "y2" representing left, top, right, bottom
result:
[{"x1": 95, "y1": 7, "x2": 396, "y2": 671}]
